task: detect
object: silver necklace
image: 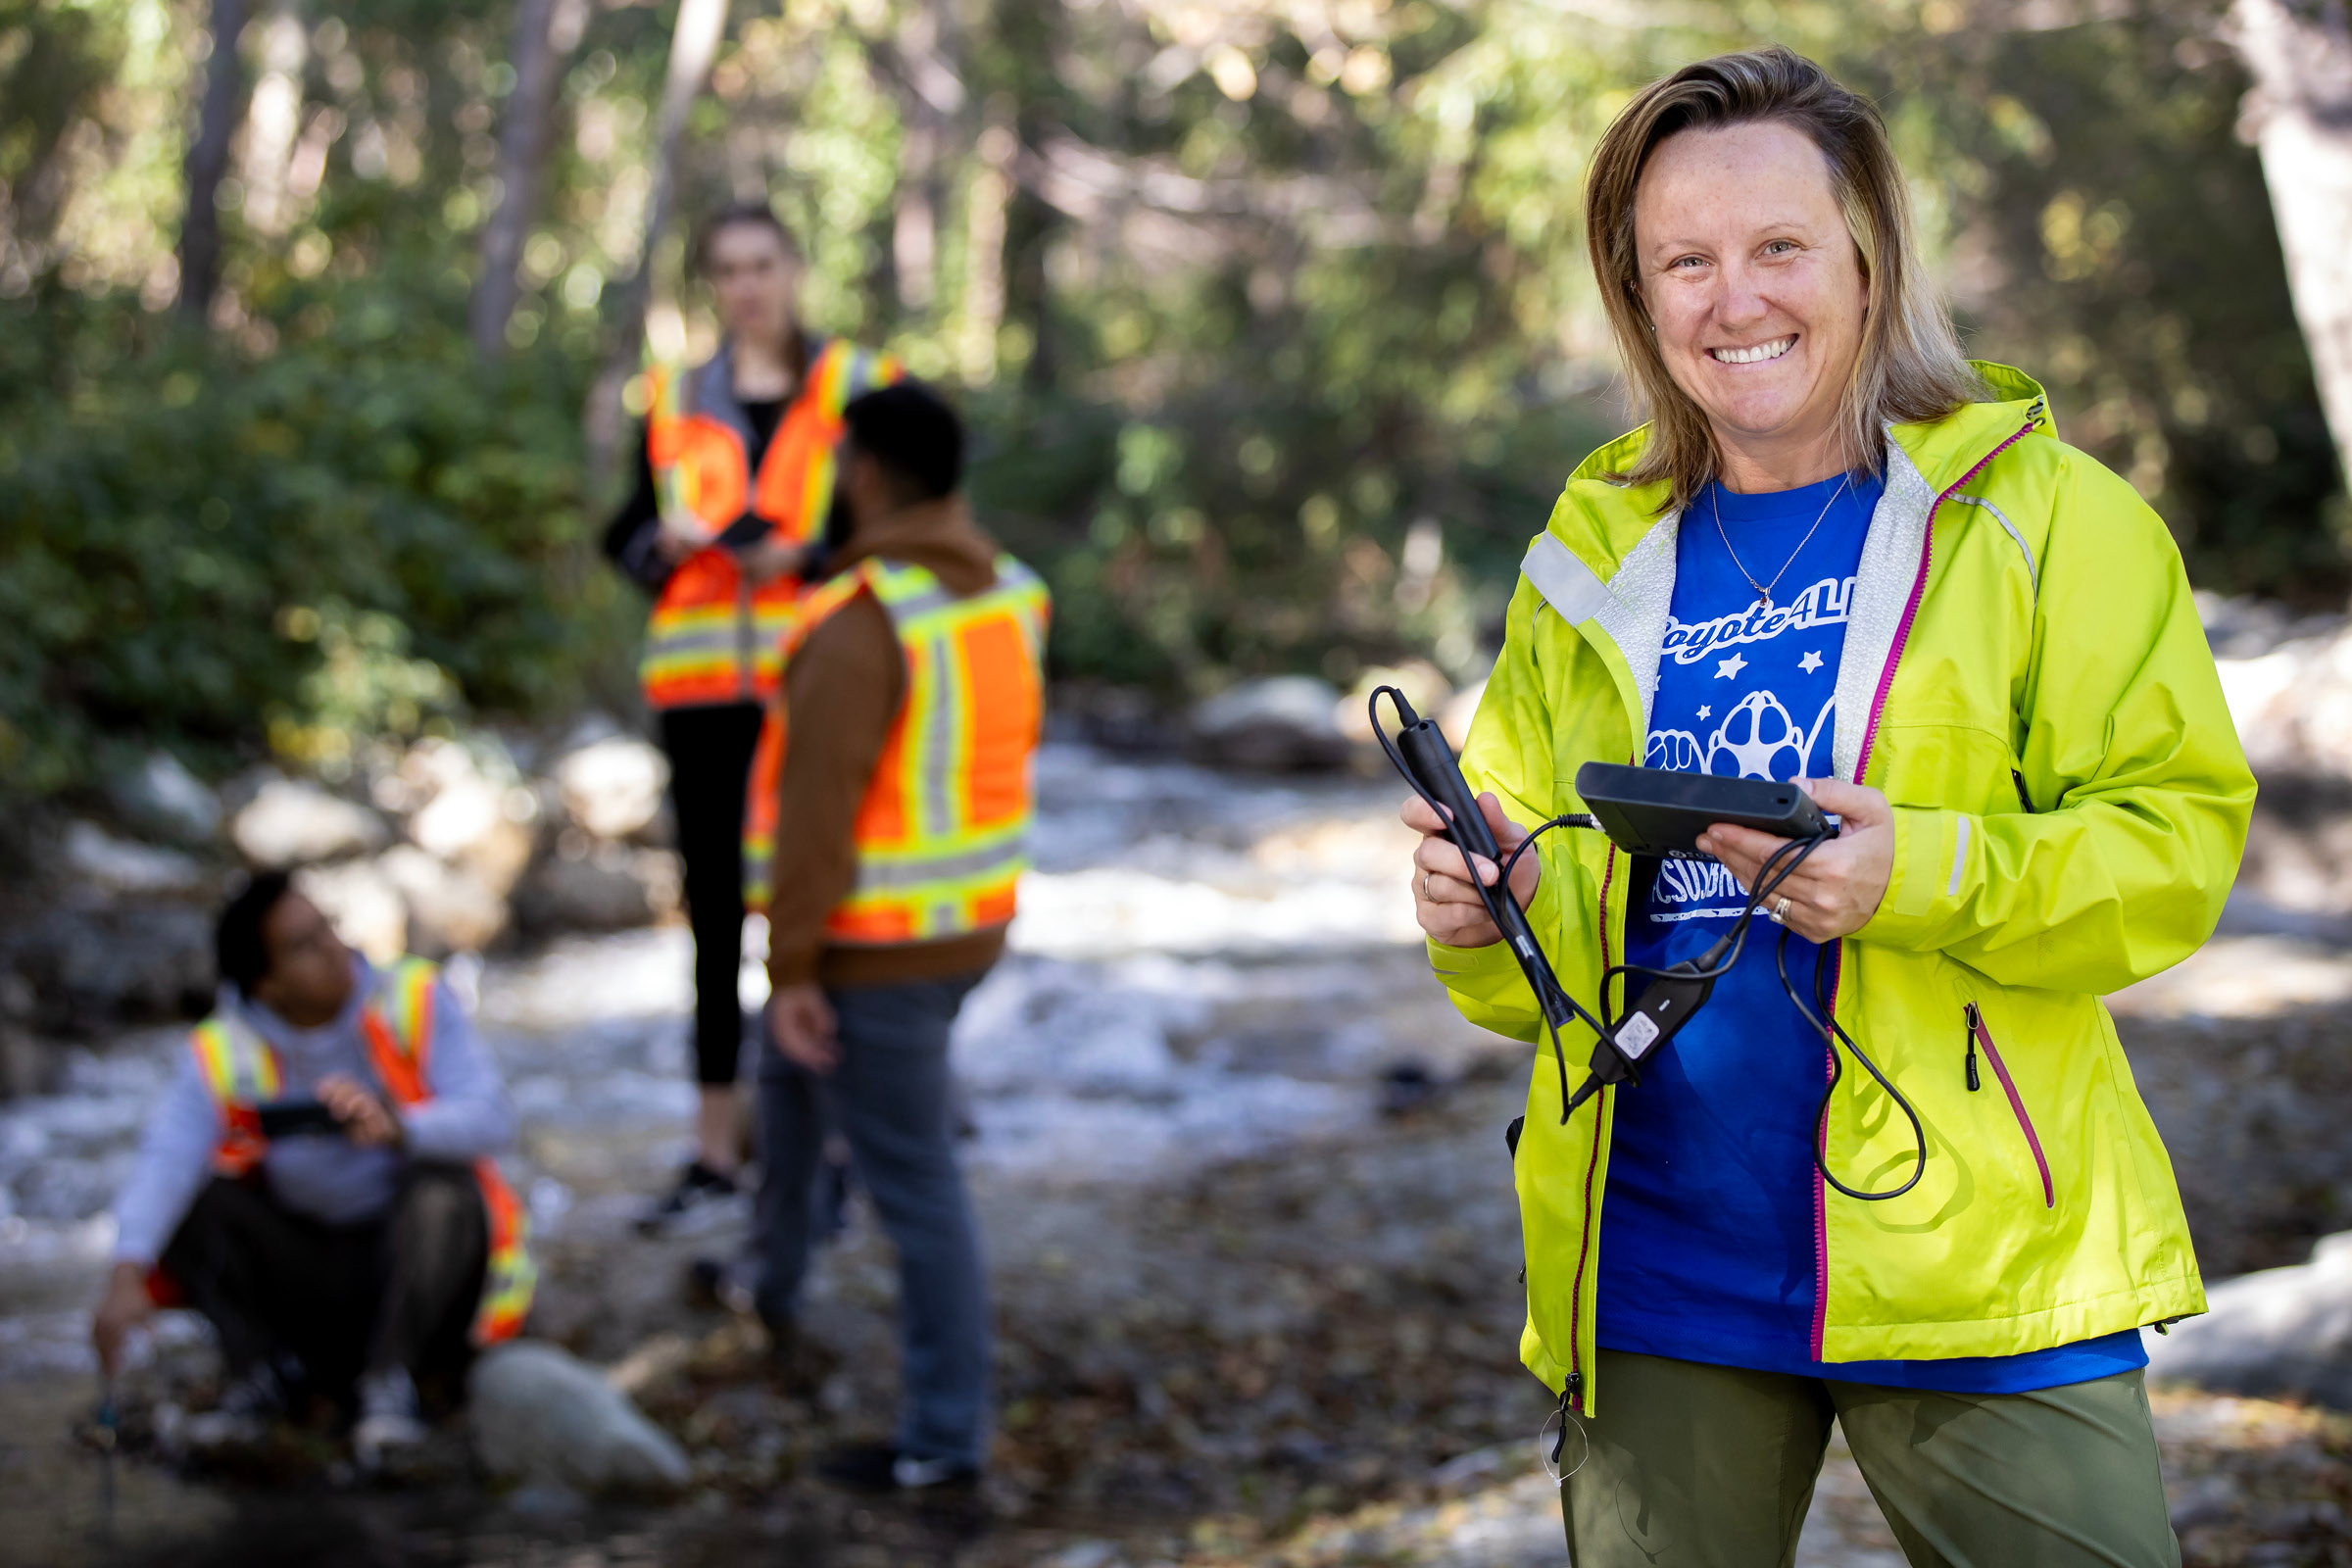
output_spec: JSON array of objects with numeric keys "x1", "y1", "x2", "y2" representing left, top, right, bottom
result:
[{"x1": 1711, "y1": 474, "x2": 1848, "y2": 611}]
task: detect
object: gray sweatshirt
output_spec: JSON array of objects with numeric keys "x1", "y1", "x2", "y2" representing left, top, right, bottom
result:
[{"x1": 111, "y1": 956, "x2": 516, "y2": 1265}]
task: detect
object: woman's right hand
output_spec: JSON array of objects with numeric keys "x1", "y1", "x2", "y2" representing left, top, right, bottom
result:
[{"x1": 1402, "y1": 792, "x2": 1541, "y2": 947}]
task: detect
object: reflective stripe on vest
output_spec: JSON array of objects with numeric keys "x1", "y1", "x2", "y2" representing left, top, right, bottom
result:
[
  {"x1": 639, "y1": 341, "x2": 900, "y2": 710},
  {"x1": 742, "y1": 555, "x2": 1050, "y2": 944},
  {"x1": 184, "y1": 957, "x2": 535, "y2": 1346}
]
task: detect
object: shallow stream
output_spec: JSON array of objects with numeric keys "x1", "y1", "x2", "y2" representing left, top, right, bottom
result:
[{"x1": 0, "y1": 744, "x2": 1514, "y2": 1564}]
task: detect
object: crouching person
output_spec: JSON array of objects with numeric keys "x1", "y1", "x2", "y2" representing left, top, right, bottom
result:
[
  {"x1": 90, "y1": 871, "x2": 533, "y2": 1467},
  {"x1": 736, "y1": 381, "x2": 1048, "y2": 1493}
]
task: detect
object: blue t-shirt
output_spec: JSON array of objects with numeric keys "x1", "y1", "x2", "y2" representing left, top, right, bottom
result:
[{"x1": 1595, "y1": 471, "x2": 2146, "y2": 1394}]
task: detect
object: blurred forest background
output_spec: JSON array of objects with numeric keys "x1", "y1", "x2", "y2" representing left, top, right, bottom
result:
[{"x1": 2, "y1": 0, "x2": 2348, "y2": 806}]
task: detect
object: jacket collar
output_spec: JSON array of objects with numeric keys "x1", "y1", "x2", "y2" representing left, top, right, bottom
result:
[
  {"x1": 1546, "y1": 362, "x2": 2052, "y2": 577},
  {"x1": 1524, "y1": 363, "x2": 2051, "y2": 774},
  {"x1": 687, "y1": 333, "x2": 828, "y2": 447}
]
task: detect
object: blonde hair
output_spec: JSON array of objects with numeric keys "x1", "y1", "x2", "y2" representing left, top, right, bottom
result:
[{"x1": 1584, "y1": 47, "x2": 1983, "y2": 510}]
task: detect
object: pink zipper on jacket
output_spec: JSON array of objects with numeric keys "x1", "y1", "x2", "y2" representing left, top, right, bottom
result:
[
  {"x1": 1809, "y1": 418, "x2": 2036, "y2": 1360},
  {"x1": 1967, "y1": 1002, "x2": 2054, "y2": 1207}
]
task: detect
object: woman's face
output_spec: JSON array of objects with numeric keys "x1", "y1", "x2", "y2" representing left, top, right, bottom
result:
[
  {"x1": 706, "y1": 221, "x2": 799, "y2": 349},
  {"x1": 1632, "y1": 120, "x2": 1869, "y2": 477}
]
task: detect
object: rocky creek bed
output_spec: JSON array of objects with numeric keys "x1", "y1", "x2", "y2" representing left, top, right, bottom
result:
[{"x1": 9, "y1": 739, "x2": 2352, "y2": 1565}]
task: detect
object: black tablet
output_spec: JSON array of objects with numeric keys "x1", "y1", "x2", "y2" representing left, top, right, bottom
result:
[
  {"x1": 1573, "y1": 761, "x2": 1836, "y2": 859},
  {"x1": 256, "y1": 1099, "x2": 346, "y2": 1139}
]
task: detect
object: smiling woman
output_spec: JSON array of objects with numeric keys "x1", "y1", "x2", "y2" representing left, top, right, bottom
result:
[
  {"x1": 1585, "y1": 49, "x2": 1984, "y2": 505},
  {"x1": 1402, "y1": 44, "x2": 2255, "y2": 1568}
]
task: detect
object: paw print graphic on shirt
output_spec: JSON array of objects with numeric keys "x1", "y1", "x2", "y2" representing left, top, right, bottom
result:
[{"x1": 1649, "y1": 692, "x2": 1837, "y2": 780}]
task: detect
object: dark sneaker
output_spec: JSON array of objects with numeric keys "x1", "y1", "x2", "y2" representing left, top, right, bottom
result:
[
  {"x1": 637, "y1": 1160, "x2": 743, "y2": 1236},
  {"x1": 816, "y1": 1441, "x2": 979, "y2": 1494}
]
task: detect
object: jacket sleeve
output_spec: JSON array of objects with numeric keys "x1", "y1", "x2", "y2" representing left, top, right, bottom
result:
[
  {"x1": 1426, "y1": 577, "x2": 1566, "y2": 1045},
  {"x1": 111, "y1": 1054, "x2": 221, "y2": 1266},
  {"x1": 1860, "y1": 451, "x2": 2256, "y2": 993},
  {"x1": 599, "y1": 431, "x2": 673, "y2": 596},
  {"x1": 765, "y1": 592, "x2": 905, "y2": 989},
  {"x1": 401, "y1": 981, "x2": 517, "y2": 1161}
]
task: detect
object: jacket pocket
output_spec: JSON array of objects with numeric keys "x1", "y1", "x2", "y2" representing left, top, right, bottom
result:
[{"x1": 1965, "y1": 1002, "x2": 2053, "y2": 1209}]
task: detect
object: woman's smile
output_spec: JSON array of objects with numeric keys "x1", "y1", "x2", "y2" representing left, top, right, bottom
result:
[{"x1": 1709, "y1": 335, "x2": 1798, "y2": 366}]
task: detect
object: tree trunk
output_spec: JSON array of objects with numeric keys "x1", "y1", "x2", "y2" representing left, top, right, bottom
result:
[
  {"x1": 177, "y1": 0, "x2": 250, "y2": 321},
  {"x1": 471, "y1": 0, "x2": 574, "y2": 354},
  {"x1": 2234, "y1": 0, "x2": 2352, "y2": 487},
  {"x1": 887, "y1": 0, "x2": 962, "y2": 318},
  {"x1": 584, "y1": 0, "x2": 730, "y2": 483}
]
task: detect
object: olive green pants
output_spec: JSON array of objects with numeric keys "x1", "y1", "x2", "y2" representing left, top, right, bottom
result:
[{"x1": 1561, "y1": 1349, "x2": 2179, "y2": 1568}]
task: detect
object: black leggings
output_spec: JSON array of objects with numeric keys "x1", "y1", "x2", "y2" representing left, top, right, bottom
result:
[{"x1": 659, "y1": 702, "x2": 766, "y2": 1087}]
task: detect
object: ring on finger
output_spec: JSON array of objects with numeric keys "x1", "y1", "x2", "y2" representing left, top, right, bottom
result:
[
  {"x1": 1420, "y1": 870, "x2": 1432, "y2": 902},
  {"x1": 1771, "y1": 896, "x2": 1792, "y2": 924}
]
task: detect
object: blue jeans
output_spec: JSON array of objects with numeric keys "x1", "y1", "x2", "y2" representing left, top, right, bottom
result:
[{"x1": 751, "y1": 971, "x2": 992, "y2": 1468}]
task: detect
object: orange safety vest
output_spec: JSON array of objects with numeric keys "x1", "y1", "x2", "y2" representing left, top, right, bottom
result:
[
  {"x1": 183, "y1": 957, "x2": 535, "y2": 1346},
  {"x1": 743, "y1": 555, "x2": 1050, "y2": 942},
  {"x1": 639, "y1": 338, "x2": 901, "y2": 710}
]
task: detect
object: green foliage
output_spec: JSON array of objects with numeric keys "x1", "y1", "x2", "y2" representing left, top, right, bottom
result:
[
  {"x1": 1869, "y1": 17, "x2": 2343, "y2": 600},
  {"x1": 0, "y1": 0, "x2": 2342, "y2": 808},
  {"x1": 0, "y1": 269, "x2": 627, "y2": 798}
]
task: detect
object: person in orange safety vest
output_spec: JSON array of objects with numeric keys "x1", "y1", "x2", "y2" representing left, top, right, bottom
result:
[
  {"x1": 600, "y1": 203, "x2": 898, "y2": 1230},
  {"x1": 92, "y1": 871, "x2": 529, "y2": 1470},
  {"x1": 719, "y1": 381, "x2": 1046, "y2": 1494}
]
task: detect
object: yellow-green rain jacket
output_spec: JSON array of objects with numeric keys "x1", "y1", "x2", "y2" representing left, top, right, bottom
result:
[{"x1": 1435, "y1": 364, "x2": 2255, "y2": 1414}]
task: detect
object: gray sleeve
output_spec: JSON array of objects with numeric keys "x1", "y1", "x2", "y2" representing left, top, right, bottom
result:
[
  {"x1": 400, "y1": 982, "x2": 516, "y2": 1162},
  {"x1": 112, "y1": 1054, "x2": 224, "y2": 1266}
]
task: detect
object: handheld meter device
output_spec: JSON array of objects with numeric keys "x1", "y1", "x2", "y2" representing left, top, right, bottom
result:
[
  {"x1": 1368, "y1": 685, "x2": 1924, "y2": 1200},
  {"x1": 1574, "y1": 760, "x2": 1837, "y2": 859}
]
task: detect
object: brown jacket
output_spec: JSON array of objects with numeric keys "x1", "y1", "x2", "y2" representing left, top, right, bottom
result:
[{"x1": 764, "y1": 498, "x2": 1012, "y2": 991}]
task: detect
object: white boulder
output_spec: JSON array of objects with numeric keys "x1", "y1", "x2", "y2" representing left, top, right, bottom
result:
[
  {"x1": 294, "y1": 859, "x2": 408, "y2": 963},
  {"x1": 469, "y1": 1341, "x2": 691, "y2": 1496},
  {"x1": 377, "y1": 847, "x2": 508, "y2": 956},
  {"x1": 554, "y1": 736, "x2": 670, "y2": 842},
  {"x1": 1190, "y1": 675, "x2": 1350, "y2": 770},
  {"x1": 231, "y1": 779, "x2": 389, "y2": 865},
  {"x1": 2146, "y1": 1231, "x2": 2352, "y2": 1408},
  {"x1": 65, "y1": 821, "x2": 207, "y2": 895},
  {"x1": 399, "y1": 739, "x2": 537, "y2": 896},
  {"x1": 110, "y1": 752, "x2": 221, "y2": 840}
]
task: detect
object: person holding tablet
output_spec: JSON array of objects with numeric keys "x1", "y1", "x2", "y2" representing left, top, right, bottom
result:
[{"x1": 1405, "y1": 47, "x2": 2252, "y2": 1566}]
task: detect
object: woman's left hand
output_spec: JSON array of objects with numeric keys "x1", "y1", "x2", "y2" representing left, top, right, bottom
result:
[{"x1": 1698, "y1": 777, "x2": 1894, "y2": 943}]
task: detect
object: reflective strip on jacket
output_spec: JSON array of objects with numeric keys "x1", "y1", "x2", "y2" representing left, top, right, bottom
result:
[
  {"x1": 743, "y1": 555, "x2": 1051, "y2": 941},
  {"x1": 186, "y1": 957, "x2": 536, "y2": 1346},
  {"x1": 1432, "y1": 363, "x2": 2255, "y2": 1416},
  {"x1": 639, "y1": 339, "x2": 900, "y2": 710}
]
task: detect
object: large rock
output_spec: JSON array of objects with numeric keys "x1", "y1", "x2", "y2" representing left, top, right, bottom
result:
[
  {"x1": 554, "y1": 736, "x2": 670, "y2": 843},
  {"x1": 2207, "y1": 595, "x2": 2352, "y2": 777},
  {"x1": 64, "y1": 821, "x2": 208, "y2": 896},
  {"x1": 1189, "y1": 675, "x2": 1350, "y2": 771},
  {"x1": 109, "y1": 752, "x2": 222, "y2": 841},
  {"x1": 294, "y1": 860, "x2": 408, "y2": 964},
  {"x1": 400, "y1": 739, "x2": 536, "y2": 897},
  {"x1": 377, "y1": 847, "x2": 508, "y2": 956},
  {"x1": 231, "y1": 779, "x2": 389, "y2": 865},
  {"x1": 468, "y1": 1341, "x2": 691, "y2": 1496},
  {"x1": 2147, "y1": 1231, "x2": 2352, "y2": 1408},
  {"x1": 512, "y1": 842, "x2": 680, "y2": 933}
]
